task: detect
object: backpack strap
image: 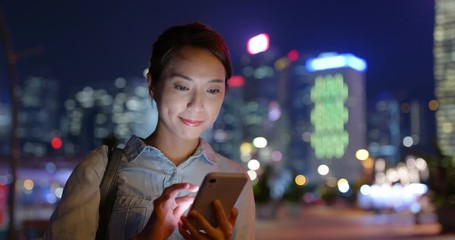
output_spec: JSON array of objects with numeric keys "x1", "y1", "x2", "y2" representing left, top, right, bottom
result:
[{"x1": 96, "y1": 147, "x2": 123, "y2": 240}]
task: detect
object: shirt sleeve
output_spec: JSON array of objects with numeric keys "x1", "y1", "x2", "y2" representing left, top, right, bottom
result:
[
  {"x1": 43, "y1": 146, "x2": 109, "y2": 240},
  {"x1": 233, "y1": 175, "x2": 256, "y2": 240}
]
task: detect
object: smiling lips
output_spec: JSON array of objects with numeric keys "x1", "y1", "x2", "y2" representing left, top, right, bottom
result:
[{"x1": 179, "y1": 117, "x2": 203, "y2": 127}]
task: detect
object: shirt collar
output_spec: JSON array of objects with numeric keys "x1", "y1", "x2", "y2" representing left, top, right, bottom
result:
[{"x1": 123, "y1": 135, "x2": 218, "y2": 164}]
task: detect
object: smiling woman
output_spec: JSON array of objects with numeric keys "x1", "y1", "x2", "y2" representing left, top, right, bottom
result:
[
  {"x1": 148, "y1": 46, "x2": 227, "y2": 146},
  {"x1": 43, "y1": 22, "x2": 255, "y2": 240}
]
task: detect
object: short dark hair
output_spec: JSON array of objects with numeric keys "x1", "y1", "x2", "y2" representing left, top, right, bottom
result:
[{"x1": 148, "y1": 22, "x2": 232, "y2": 88}]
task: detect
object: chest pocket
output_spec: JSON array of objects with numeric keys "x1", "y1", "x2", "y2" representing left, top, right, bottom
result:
[{"x1": 108, "y1": 195, "x2": 153, "y2": 240}]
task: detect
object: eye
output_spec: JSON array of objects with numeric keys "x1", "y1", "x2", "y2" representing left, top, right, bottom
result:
[
  {"x1": 207, "y1": 88, "x2": 220, "y2": 94},
  {"x1": 174, "y1": 84, "x2": 189, "y2": 91}
]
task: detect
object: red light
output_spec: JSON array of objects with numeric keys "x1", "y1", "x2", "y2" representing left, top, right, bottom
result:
[
  {"x1": 51, "y1": 137, "x2": 62, "y2": 149},
  {"x1": 228, "y1": 76, "x2": 245, "y2": 88},
  {"x1": 288, "y1": 50, "x2": 299, "y2": 62}
]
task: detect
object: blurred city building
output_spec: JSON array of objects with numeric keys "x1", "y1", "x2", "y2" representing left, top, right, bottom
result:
[
  {"x1": 367, "y1": 95, "x2": 402, "y2": 166},
  {"x1": 434, "y1": 0, "x2": 455, "y2": 157},
  {"x1": 240, "y1": 47, "x2": 291, "y2": 165},
  {"x1": 61, "y1": 77, "x2": 157, "y2": 155},
  {"x1": 16, "y1": 76, "x2": 60, "y2": 157},
  {"x1": 285, "y1": 54, "x2": 313, "y2": 177},
  {"x1": 0, "y1": 76, "x2": 159, "y2": 230},
  {"x1": 210, "y1": 75, "x2": 245, "y2": 161},
  {"x1": 0, "y1": 75, "x2": 70, "y2": 231},
  {"x1": 361, "y1": 95, "x2": 433, "y2": 212},
  {"x1": 0, "y1": 76, "x2": 61, "y2": 157},
  {"x1": 237, "y1": 35, "x2": 301, "y2": 199},
  {"x1": 367, "y1": 96, "x2": 433, "y2": 167},
  {"x1": 304, "y1": 53, "x2": 367, "y2": 187}
]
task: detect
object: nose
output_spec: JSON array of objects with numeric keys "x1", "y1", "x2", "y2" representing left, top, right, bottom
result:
[{"x1": 187, "y1": 90, "x2": 204, "y2": 112}]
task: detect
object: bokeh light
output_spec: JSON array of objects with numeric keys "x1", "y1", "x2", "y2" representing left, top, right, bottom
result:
[
  {"x1": 428, "y1": 99, "x2": 438, "y2": 111},
  {"x1": 247, "y1": 170, "x2": 257, "y2": 181},
  {"x1": 295, "y1": 175, "x2": 307, "y2": 186},
  {"x1": 317, "y1": 164, "x2": 329, "y2": 176},
  {"x1": 253, "y1": 137, "x2": 268, "y2": 148},
  {"x1": 337, "y1": 178, "x2": 350, "y2": 193},
  {"x1": 247, "y1": 33, "x2": 270, "y2": 55},
  {"x1": 247, "y1": 159, "x2": 260, "y2": 171},
  {"x1": 355, "y1": 149, "x2": 369, "y2": 160},
  {"x1": 23, "y1": 179, "x2": 34, "y2": 191}
]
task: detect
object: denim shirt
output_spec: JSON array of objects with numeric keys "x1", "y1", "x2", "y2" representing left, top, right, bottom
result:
[{"x1": 44, "y1": 135, "x2": 256, "y2": 240}]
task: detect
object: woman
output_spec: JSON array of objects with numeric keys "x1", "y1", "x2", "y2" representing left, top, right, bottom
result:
[{"x1": 44, "y1": 22, "x2": 255, "y2": 240}]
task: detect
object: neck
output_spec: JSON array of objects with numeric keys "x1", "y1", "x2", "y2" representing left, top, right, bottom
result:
[{"x1": 144, "y1": 131, "x2": 200, "y2": 166}]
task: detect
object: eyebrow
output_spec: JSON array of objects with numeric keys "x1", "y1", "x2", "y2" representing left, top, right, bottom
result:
[{"x1": 170, "y1": 73, "x2": 224, "y2": 84}]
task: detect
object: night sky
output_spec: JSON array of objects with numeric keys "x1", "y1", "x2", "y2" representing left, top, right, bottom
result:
[{"x1": 2, "y1": 0, "x2": 435, "y2": 103}]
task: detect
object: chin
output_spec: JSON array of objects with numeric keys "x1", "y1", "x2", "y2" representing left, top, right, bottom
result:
[
  {"x1": 179, "y1": 135, "x2": 201, "y2": 142},
  {"x1": 179, "y1": 131, "x2": 204, "y2": 141}
]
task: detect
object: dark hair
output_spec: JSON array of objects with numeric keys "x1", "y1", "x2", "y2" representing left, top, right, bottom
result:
[{"x1": 148, "y1": 22, "x2": 232, "y2": 88}]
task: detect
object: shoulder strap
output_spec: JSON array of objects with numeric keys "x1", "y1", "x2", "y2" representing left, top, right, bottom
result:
[{"x1": 96, "y1": 147, "x2": 123, "y2": 240}]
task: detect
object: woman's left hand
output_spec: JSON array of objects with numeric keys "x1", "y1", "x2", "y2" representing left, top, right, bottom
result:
[{"x1": 178, "y1": 200, "x2": 238, "y2": 240}]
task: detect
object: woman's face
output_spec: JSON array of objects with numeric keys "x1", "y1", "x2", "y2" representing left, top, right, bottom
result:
[{"x1": 152, "y1": 46, "x2": 226, "y2": 141}]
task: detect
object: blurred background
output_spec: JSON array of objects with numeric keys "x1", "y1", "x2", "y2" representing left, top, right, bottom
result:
[{"x1": 1, "y1": 0, "x2": 455, "y2": 239}]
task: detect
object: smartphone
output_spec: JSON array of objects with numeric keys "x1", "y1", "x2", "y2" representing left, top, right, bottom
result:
[{"x1": 188, "y1": 172, "x2": 248, "y2": 229}]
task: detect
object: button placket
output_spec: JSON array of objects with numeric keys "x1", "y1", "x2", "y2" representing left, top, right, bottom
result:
[{"x1": 163, "y1": 167, "x2": 178, "y2": 189}]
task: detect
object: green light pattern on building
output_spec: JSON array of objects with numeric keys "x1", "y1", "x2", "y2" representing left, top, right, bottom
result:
[{"x1": 310, "y1": 73, "x2": 349, "y2": 159}]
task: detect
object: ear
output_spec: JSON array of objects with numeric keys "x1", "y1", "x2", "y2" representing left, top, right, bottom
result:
[{"x1": 146, "y1": 73, "x2": 155, "y2": 98}]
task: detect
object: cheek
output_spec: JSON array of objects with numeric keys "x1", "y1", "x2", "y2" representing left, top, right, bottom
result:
[
  {"x1": 207, "y1": 98, "x2": 224, "y2": 117},
  {"x1": 160, "y1": 92, "x2": 185, "y2": 108},
  {"x1": 156, "y1": 97, "x2": 177, "y2": 117}
]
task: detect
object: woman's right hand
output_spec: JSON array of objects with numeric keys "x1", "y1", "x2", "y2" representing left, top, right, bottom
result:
[
  {"x1": 178, "y1": 200, "x2": 238, "y2": 240},
  {"x1": 131, "y1": 182, "x2": 199, "y2": 240}
]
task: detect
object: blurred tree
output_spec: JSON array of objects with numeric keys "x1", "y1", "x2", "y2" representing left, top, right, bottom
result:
[
  {"x1": 318, "y1": 185, "x2": 337, "y2": 205},
  {"x1": 414, "y1": 143, "x2": 455, "y2": 232},
  {"x1": 253, "y1": 165, "x2": 272, "y2": 203}
]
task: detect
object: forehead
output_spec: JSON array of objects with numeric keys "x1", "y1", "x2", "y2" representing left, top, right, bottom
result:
[
  {"x1": 162, "y1": 46, "x2": 226, "y2": 80},
  {"x1": 170, "y1": 46, "x2": 218, "y2": 65}
]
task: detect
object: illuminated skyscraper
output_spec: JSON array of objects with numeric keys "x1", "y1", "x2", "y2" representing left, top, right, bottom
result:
[
  {"x1": 284, "y1": 54, "x2": 313, "y2": 174},
  {"x1": 367, "y1": 96, "x2": 401, "y2": 166},
  {"x1": 305, "y1": 53, "x2": 367, "y2": 183},
  {"x1": 434, "y1": 0, "x2": 455, "y2": 157},
  {"x1": 17, "y1": 76, "x2": 61, "y2": 157},
  {"x1": 210, "y1": 76, "x2": 246, "y2": 161},
  {"x1": 240, "y1": 47, "x2": 293, "y2": 168},
  {"x1": 61, "y1": 77, "x2": 156, "y2": 155}
]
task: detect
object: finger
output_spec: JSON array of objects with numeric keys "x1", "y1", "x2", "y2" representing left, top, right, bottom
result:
[
  {"x1": 213, "y1": 200, "x2": 235, "y2": 236},
  {"x1": 178, "y1": 220, "x2": 192, "y2": 240},
  {"x1": 213, "y1": 200, "x2": 227, "y2": 222},
  {"x1": 228, "y1": 207, "x2": 239, "y2": 227},
  {"x1": 162, "y1": 183, "x2": 199, "y2": 199},
  {"x1": 174, "y1": 195, "x2": 195, "y2": 217},
  {"x1": 166, "y1": 182, "x2": 198, "y2": 197},
  {"x1": 175, "y1": 195, "x2": 195, "y2": 207},
  {"x1": 188, "y1": 210, "x2": 225, "y2": 239},
  {"x1": 181, "y1": 213, "x2": 204, "y2": 239}
]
